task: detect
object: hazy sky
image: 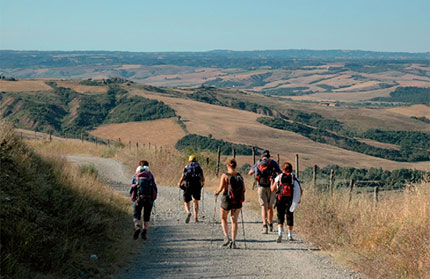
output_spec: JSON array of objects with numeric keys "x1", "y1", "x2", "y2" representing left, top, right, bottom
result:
[{"x1": 1, "y1": 0, "x2": 429, "y2": 52}]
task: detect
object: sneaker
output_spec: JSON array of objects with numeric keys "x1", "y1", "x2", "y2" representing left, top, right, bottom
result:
[
  {"x1": 288, "y1": 235, "x2": 294, "y2": 241},
  {"x1": 141, "y1": 229, "x2": 147, "y2": 240},
  {"x1": 269, "y1": 223, "x2": 273, "y2": 232},
  {"x1": 221, "y1": 236, "x2": 231, "y2": 247},
  {"x1": 185, "y1": 213, "x2": 191, "y2": 224},
  {"x1": 276, "y1": 234, "x2": 282, "y2": 243},
  {"x1": 194, "y1": 218, "x2": 199, "y2": 223},
  {"x1": 229, "y1": 241, "x2": 238, "y2": 249},
  {"x1": 133, "y1": 227, "x2": 141, "y2": 240},
  {"x1": 262, "y1": 225, "x2": 268, "y2": 234}
]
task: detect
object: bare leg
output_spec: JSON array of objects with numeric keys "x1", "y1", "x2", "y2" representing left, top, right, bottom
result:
[
  {"x1": 261, "y1": 205, "x2": 268, "y2": 224},
  {"x1": 144, "y1": 221, "x2": 149, "y2": 230},
  {"x1": 193, "y1": 199, "x2": 199, "y2": 220},
  {"x1": 184, "y1": 202, "x2": 191, "y2": 214},
  {"x1": 230, "y1": 209, "x2": 241, "y2": 241},
  {"x1": 220, "y1": 208, "x2": 229, "y2": 237},
  {"x1": 268, "y1": 206, "x2": 273, "y2": 224}
]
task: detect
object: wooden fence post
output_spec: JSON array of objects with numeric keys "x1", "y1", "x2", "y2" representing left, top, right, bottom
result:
[
  {"x1": 252, "y1": 147, "x2": 256, "y2": 165},
  {"x1": 329, "y1": 169, "x2": 334, "y2": 195},
  {"x1": 107, "y1": 139, "x2": 110, "y2": 146},
  {"x1": 313, "y1": 165, "x2": 317, "y2": 188},
  {"x1": 148, "y1": 142, "x2": 151, "y2": 150},
  {"x1": 374, "y1": 186, "x2": 379, "y2": 205},
  {"x1": 277, "y1": 154, "x2": 280, "y2": 165},
  {"x1": 136, "y1": 142, "x2": 139, "y2": 150},
  {"x1": 216, "y1": 146, "x2": 221, "y2": 177},
  {"x1": 295, "y1": 154, "x2": 299, "y2": 179},
  {"x1": 128, "y1": 141, "x2": 131, "y2": 149},
  {"x1": 206, "y1": 157, "x2": 210, "y2": 166},
  {"x1": 232, "y1": 148, "x2": 236, "y2": 159},
  {"x1": 349, "y1": 179, "x2": 355, "y2": 203},
  {"x1": 49, "y1": 131, "x2": 52, "y2": 142}
]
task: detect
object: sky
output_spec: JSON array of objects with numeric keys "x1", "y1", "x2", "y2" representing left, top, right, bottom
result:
[{"x1": 1, "y1": 0, "x2": 429, "y2": 52}]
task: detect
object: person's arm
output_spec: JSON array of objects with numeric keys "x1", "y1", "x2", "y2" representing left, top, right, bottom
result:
[
  {"x1": 201, "y1": 168, "x2": 205, "y2": 186},
  {"x1": 177, "y1": 173, "x2": 185, "y2": 187},
  {"x1": 271, "y1": 175, "x2": 279, "y2": 192},
  {"x1": 214, "y1": 174, "x2": 227, "y2": 196},
  {"x1": 129, "y1": 174, "x2": 137, "y2": 196},
  {"x1": 248, "y1": 162, "x2": 257, "y2": 175}
]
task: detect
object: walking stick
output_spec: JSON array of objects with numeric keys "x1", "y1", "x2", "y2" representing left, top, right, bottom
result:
[
  {"x1": 210, "y1": 195, "x2": 218, "y2": 245},
  {"x1": 240, "y1": 209, "x2": 247, "y2": 249},
  {"x1": 202, "y1": 187, "x2": 205, "y2": 213}
]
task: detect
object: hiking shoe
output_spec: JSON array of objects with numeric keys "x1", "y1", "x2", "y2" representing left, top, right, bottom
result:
[
  {"x1": 194, "y1": 218, "x2": 199, "y2": 223},
  {"x1": 133, "y1": 227, "x2": 141, "y2": 240},
  {"x1": 221, "y1": 236, "x2": 231, "y2": 247},
  {"x1": 185, "y1": 213, "x2": 191, "y2": 223},
  {"x1": 141, "y1": 229, "x2": 147, "y2": 240},
  {"x1": 229, "y1": 241, "x2": 238, "y2": 249},
  {"x1": 276, "y1": 234, "x2": 282, "y2": 243},
  {"x1": 262, "y1": 225, "x2": 268, "y2": 234},
  {"x1": 269, "y1": 223, "x2": 273, "y2": 232},
  {"x1": 288, "y1": 235, "x2": 294, "y2": 241}
]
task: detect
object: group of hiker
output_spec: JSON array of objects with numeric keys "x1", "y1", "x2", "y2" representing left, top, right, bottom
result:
[{"x1": 129, "y1": 150, "x2": 302, "y2": 247}]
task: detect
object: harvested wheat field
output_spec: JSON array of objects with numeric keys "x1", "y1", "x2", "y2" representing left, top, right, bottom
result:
[
  {"x1": 0, "y1": 80, "x2": 53, "y2": 92},
  {"x1": 130, "y1": 88, "x2": 429, "y2": 171},
  {"x1": 384, "y1": 104, "x2": 430, "y2": 119},
  {"x1": 56, "y1": 81, "x2": 108, "y2": 94},
  {"x1": 90, "y1": 118, "x2": 185, "y2": 148}
]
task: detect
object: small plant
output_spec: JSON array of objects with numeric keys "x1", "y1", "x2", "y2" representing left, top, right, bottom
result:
[
  {"x1": 78, "y1": 164, "x2": 98, "y2": 177},
  {"x1": 101, "y1": 145, "x2": 119, "y2": 158}
]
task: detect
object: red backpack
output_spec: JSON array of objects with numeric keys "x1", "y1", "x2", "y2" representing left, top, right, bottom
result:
[
  {"x1": 276, "y1": 172, "x2": 294, "y2": 200},
  {"x1": 256, "y1": 158, "x2": 273, "y2": 187}
]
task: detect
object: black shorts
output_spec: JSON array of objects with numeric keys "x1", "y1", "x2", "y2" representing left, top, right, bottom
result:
[
  {"x1": 183, "y1": 185, "x2": 202, "y2": 202},
  {"x1": 276, "y1": 197, "x2": 294, "y2": 227},
  {"x1": 220, "y1": 195, "x2": 242, "y2": 211},
  {"x1": 133, "y1": 198, "x2": 153, "y2": 222}
]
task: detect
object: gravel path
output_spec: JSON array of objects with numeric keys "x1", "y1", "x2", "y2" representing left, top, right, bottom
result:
[{"x1": 67, "y1": 156, "x2": 364, "y2": 279}]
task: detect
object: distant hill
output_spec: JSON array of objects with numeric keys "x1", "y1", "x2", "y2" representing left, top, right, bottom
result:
[{"x1": 1, "y1": 49, "x2": 429, "y2": 69}]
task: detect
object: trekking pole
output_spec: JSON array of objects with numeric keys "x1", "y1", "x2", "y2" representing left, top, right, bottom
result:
[
  {"x1": 210, "y1": 195, "x2": 218, "y2": 245},
  {"x1": 202, "y1": 188, "x2": 205, "y2": 214},
  {"x1": 152, "y1": 201, "x2": 156, "y2": 223},
  {"x1": 240, "y1": 209, "x2": 247, "y2": 249}
]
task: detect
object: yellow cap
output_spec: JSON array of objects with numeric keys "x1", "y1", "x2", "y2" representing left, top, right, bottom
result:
[{"x1": 188, "y1": 155, "x2": 195, "y2": 162}]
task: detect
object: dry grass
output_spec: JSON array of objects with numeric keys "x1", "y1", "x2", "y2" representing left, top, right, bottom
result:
[
  {"x1": 384, "y1": 105, "x2": 430, "y2": 119},
  {"x1": 0, "y1": 121, "x2": 134, "y2": 278},
  {"x1": 90, "y1": 118, "x2": 185, "y2": 148},
  {"x1": 0, "y1": 80, "x2": 53, "y2": 92},
  {"x1": 296, "y1": 182, "x2": 430, "y2": 278}
]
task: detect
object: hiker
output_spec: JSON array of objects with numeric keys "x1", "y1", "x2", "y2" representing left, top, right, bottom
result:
[
  {"x1": 177, "y1": 155, "x2": 205, "y2": 223},
  {"x1": 214, "y1": 158, "x2": 245, "y2": 249},
  {"x1": 130, "y1": 160, "x2": 158, "y2": 240},
  {"x1": 271, "y1": 162, "x2": 301, "y2": 242},
  {"x1": 248, "y1": 149, "x2": 281, "y2": 234}
]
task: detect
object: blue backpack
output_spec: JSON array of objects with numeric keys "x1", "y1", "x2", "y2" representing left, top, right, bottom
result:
[{"x1": 183, "y1": 162, "x2": 202, "y2": 187}]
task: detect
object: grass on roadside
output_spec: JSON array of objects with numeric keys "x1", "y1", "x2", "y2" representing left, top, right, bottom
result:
[
  {"x1": 0, "y1": 121, "x2": 134, "y2": 279},
  {"x1": 296, "y1": 182, "x2": 430, "y2": 278}
]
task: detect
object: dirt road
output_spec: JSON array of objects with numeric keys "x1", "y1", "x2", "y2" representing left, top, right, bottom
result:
[{"x1": 67, "y1": 156, "x2": 364, "y2": 279}]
